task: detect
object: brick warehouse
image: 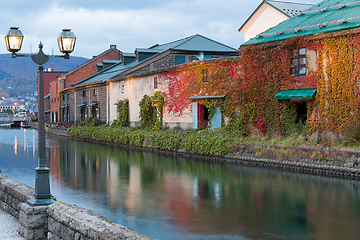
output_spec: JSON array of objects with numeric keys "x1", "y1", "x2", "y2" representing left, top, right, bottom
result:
[{"x1": 49, "y1": 45, "x2": 121, "y2": 123}]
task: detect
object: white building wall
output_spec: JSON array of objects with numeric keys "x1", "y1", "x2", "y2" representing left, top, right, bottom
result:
[
  {"x1": 109, "y1": 74, "x2": 192, "y2": 130},
  {"x1": 241, "y1": 4, "x2": 288, "y2": 42}
]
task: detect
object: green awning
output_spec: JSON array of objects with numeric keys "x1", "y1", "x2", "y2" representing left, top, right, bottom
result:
[
  {"x1": 275, "y1": 89, "x2": 317, "y2": 100},
  {"x1": 76, "y1": 103, "x2": 86, "y2": 107},
  {"x1": 58, "y1": 105, "x2": 68, "y2": 109},
  {"x1": 87, "y1": 102, "x2": 98, "y2": 107}
]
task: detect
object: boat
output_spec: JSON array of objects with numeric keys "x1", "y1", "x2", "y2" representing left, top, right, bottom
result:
[{"x1": 20, "y1": 121, "x2": 31, "y2": 128}]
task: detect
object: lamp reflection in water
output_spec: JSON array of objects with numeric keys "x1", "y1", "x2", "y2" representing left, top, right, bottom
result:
[
  {"x1": 5, "y1": 27, "x2": 76, "y2": 206},
  {"x1": 13, "y1": 135, "x2": 17, "y2": 156}
]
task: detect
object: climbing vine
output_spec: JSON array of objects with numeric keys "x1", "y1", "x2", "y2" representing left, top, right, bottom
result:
[
  {"x1": 160, "y1": 34, "x2": 360, "y2": 138},
  {"x1": 139, "y1": 95, "x2": 153, "y2": 128},
  {"x1": 115, "y1": 99, "x2": 129, "y2": 127},
  {"x1": 151, "y1": 91, "x2": 165, "y2": 130},
  {"x1": 312, "y1": 36, "x2": 360, "y2": 134},
  {"x1": 139, "y1": 91, "x2": 165, "y2": 129},
  {"x1": 159, "y1": 60, "x2": 241, "y2": 117}
]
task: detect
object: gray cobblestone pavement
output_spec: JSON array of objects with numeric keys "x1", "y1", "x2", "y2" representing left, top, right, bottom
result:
[{"x1": 0, "y1": 208, "x2": 24, "y2": 239}]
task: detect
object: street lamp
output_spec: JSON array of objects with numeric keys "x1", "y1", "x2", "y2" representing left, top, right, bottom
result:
[{"x1": 5, "y1": 27, "x2": 76, "y2": 206}]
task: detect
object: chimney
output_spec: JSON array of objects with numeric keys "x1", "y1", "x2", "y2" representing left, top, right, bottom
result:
[
  {"x1": 51, "y1": 64, "x2": 54, "y2": 71},
  {"x1": 110, "y1": 45, "x2": 116, "y2": 49}
]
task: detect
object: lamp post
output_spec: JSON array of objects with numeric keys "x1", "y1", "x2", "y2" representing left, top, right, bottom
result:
[{"x1": 5, "y1": 27, "x2": 76, "y2": 206}]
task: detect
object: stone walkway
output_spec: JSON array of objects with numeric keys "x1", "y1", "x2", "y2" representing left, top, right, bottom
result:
[{"x1": 0, "y1": 208, "x2": 24, "y2": 239}]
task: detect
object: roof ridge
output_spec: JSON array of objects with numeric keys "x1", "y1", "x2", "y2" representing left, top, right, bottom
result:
[
  {"x1": 155, "y1": 34, "x2": 195, "y2": 49},
  {"x1": 173, "y1": 34, "x2": 238, "y2": 51},
  {"x1": 170, "y1": 34, "x2": 198, "y2": 49},
  {"x1": 266, "y1": 0, "x2": 314, "y2": 6},
  {"x1": 62, "y1": 47, "x2": 120, "y2": 77}
]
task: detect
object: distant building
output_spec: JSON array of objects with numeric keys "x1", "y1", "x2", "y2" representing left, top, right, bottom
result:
[
  {"x1": 239, "y1": 0, "x2": 313, "y2": 42},
  {"x1": 41, "y1": 65, "x2": 67, "y2": 97},
  {"x1": 50, "y1": 45, "x2": 121, "y2": 123},
  {"x1": 41, "y1": 64, "x2": 67, "y2": 122}
]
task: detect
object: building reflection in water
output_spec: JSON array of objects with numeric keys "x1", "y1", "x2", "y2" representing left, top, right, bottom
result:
[
  {"x1": 23, "y1": 129, "x2": 26, "y2": 153},
  {"x1": 45, "y1": 137, "x2": 360, "y2": 240},
  {"x1": 33, "y1": 135, "x2": 35, "y2": 159}
]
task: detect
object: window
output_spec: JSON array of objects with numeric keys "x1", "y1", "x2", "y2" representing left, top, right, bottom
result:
[
  {"x1": 203, "y1": 69, "x2": 209, "y2": 82},
  {"x1": 82, "y1": 90, "x2": 86, "y2": 97},
  {"x1": 93, "y1": 89, "x2": 97, "y2": 96},
  {"x1": 154, "y1": 77, "x2": 158, "y2": 89},
  {"x1": 121, "y1": 83, "x2": 125, "y2": 93},
  {"x1": 96, "y1": 107, "x2": 100, "y2": 119},
  {"x1": 291, "y1": 48, "x2": 306, "y2": 77},
  {"x1": 174, "y1": 55, "x2": 186, "y2": 65}
]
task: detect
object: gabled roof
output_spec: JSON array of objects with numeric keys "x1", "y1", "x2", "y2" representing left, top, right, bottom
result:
[
  {"x1": 150, "y1": 34, "x2": 238, "y2": 52},
  {"x1": 242, "y1": 0, "x2": 360, "y2": 46},
  {"x1": 59, "y1": 46, "x2": 120, "y2": 78},
  {"x1": 239, "y1": 0, "x2": 313, "y2": 32}
]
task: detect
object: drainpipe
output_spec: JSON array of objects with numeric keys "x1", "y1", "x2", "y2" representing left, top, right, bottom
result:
[
  {"x1": 106, "y1": 85, "x2": 109, "y2": 124},
  {"x1": 74, "y1": 91, "x2": 76, "y2": 124}
]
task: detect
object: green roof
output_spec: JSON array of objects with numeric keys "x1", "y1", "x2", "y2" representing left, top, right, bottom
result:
[
  {"x1": 242, "y1": 0, "x2": 360, "y2": 46},
  {"x1": 151, "y1": 34, "x2": 238, "y2": 52},
  {"x1": 275, "y1": 88, "x2": 317, "y2": 100}
]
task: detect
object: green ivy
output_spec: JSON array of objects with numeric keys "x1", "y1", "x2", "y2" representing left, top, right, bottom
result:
[
  {"x1": 67, "y1": 125, "x2": 233, "y2": 156},
  {"x1": 139, "y1": 92, "x2": 165, "y2": 129},
  {"x1": 139, "y1": 95, "x2": 153, "y2": 128},
  {"x1": 78, "y1": 117, "x2": 101, "y2": 127},
  {"x1": 115, "y1": 99, "x2": 129, "y2": 127},
  {"x1": 280, "y1": 104, "x2": 297, "y2": 136},
  {"x1": 225, "y1": 113, "x2": 246, "y2": 133},
  {"x1": 151, "y1": 91, "x2": 165, "y2": 130}
]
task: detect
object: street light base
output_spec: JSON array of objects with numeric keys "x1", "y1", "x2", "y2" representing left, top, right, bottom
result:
[{"x1": 27, "y1": 198, "x2": 56, "y2": 207}]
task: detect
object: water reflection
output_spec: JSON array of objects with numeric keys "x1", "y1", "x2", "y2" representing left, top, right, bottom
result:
[
  {"x1": 14, "y1": 135, "x2": 17, "y2": 155},
  {"x1": 45, "y1": 136, "x2": 360, "y2": 240},
  {"x1": 2, "y1": 129, "x2": 360, "y2": 239}
]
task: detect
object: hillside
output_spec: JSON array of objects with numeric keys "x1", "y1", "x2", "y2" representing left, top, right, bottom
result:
[{"x1": 0, "y1": 54, "x2": 88, "y2": 97}]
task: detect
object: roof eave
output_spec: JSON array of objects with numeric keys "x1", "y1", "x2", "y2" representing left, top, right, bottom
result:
[{"x1": 241, "y1": 26, "x2": 360, "y2": 48}]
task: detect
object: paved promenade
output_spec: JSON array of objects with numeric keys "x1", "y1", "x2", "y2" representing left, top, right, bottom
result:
[{"x1": 0, "y1": 208, "x2": 24, "y2": 239}]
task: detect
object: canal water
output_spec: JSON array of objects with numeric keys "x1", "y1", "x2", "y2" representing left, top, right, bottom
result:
[{"x1": 1, "y1": 127, "x2": 360, "y2": 239}]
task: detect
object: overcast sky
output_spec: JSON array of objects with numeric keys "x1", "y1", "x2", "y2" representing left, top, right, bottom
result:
[{"x1": 1, "y1": 0, "x2": 319, "y2": 59}]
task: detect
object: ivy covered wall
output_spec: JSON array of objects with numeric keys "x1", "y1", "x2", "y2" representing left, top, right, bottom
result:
[{"x1": 160, "y1": 34, "x2": 360, "y2": 137}]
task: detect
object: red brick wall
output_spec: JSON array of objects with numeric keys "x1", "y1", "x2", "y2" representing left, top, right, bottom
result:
[
  {"x1": 41, "y1": 71, "x2": 67, "y2": 96},
  {"x1": 64, "y1": 50, "x2": 120, "y2": 88},
  {"x1": 50, "y1": 79, "x2": 60, "y2": 122}
]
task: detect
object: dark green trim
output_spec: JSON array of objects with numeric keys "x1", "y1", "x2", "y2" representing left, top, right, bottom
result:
[{"x1": 275, "y1": 88, "x2": 316, "y2": 100}]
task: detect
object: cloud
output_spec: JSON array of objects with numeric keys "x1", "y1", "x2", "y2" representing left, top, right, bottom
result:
[{"x1": 0, "y1": 0, "x2": 321, "y2": 58}]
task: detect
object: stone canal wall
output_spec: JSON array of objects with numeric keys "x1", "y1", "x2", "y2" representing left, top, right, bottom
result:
[
  {"x1": 0, "y1": 173, "x2": 34, "y2": 219},
  {"x1": 47, "y1": 201, "x2": 151, "y2": 240},
  {"x1": 45, "y1": 127, "x2": 69, "y2": 137},
  {"x1": 0, "y1": 173, "x2": 152, "y2": 240},
  {"x1": 35, "y1": 124, "x2": 360, "y2": 180}
]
